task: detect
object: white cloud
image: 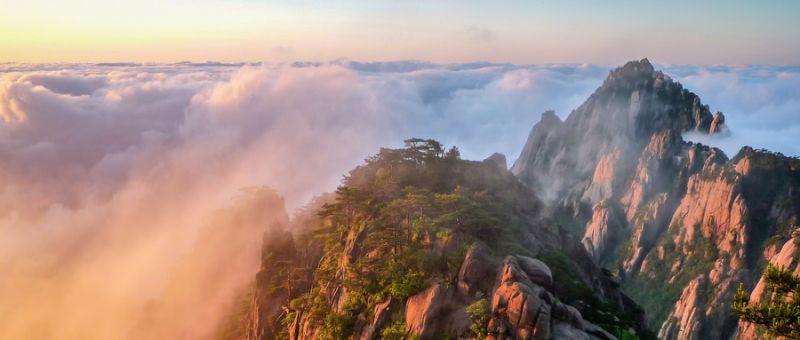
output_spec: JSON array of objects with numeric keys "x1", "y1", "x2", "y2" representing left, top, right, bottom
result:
[{"x1": 660, "y1": 64, "x2": 800, "y2": 156}]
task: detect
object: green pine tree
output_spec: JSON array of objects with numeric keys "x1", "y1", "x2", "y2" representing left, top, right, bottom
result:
[{"x1": 733, "y1": 263, "x2": 800, "y2": 338}]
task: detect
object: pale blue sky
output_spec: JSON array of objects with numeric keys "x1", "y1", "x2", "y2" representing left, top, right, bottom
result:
[{"x1": 0, "y1": 0, "x2": 798, "y2": 63}]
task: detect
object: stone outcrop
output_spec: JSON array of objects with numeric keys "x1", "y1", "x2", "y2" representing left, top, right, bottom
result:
[
  {"x1": 405, "y1": 284, "x2": 449, "y2": 338},
  {"x1": 709, "y1": 112, "x2": 726, "y2": 135},
  {"x1": 484, "y1": 152, "x2": 509, "y2": 170},
  {"x1": 489, "y1": 256, "x2": 615, "y2": 340},
  {"x1": 582, "y1": 200, "x2": 626, "y2": 263},
  {"x1": 582, "y1": 149, "x2": 624, "y2": 204},
  {"x1": 458, "y1": 242, "x2": 500, "y2": 296},
  {"x1": 659, "y1": 276, "x2": 707, "y2": 339},
  {"x1": 247, "y1": 227, "x2": 298, "y2": 340},
  {"x1": 354, "y1": 298, "x2": 395, "y2": 340}
]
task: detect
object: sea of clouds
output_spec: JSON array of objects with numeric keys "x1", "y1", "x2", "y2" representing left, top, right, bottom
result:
[{"x1": 0, "y1": 60, "x2": 797, "y2": 339}]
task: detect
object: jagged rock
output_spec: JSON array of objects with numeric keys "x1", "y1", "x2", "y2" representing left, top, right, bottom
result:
[
  {"x1": 658, "y1": 275, "x2": 708, "y2": 339},
  {"x1": 511, "y1": 110, "x2": 564, "y2": 200},
  {"x1": 582, "y1": 149, "x2": 624, "y2": 204},
  {"x1": 490, "y1": 258, "x2": 553, "y2": 339},
  {"x1": 513, "y1": 59, "x2": 718, "y2": 204},
  {"x1": 458, "y1": 242, "x2": 500, "y2": 296},
  {"x1": 668, "y1": 161, "x2": 747, "y2": 257},
  {"x1": 620, "y1": 130, "x2": 682, "y2": 221},
  {"x1": 583, "y1": 200, "x2": 626, "y2": 262},
  {"x1": 623, "y1": 192, "x2": 669, "y2": 273},
  {"x1": 484, "y1": 152, "x2": 508, "y2": 170},
  {"x1": 406, "y1": 284, "x2": 447, "y2": 339},
  {"x1": 659, "y1": 276, "x2": 708, "y2": 340},
  {"x1": 516, "y1": 256, "x2": 554, "y2": 289},
  {"x1": 489, "y1": 256, "x2": 615, "y2": 340},
  {"x1": 709, "y1": 112, "x2": 726, "y2": 134},
  {"x1": 247, "y1": 226, "x2": 296, "y2": 340},
  {"x1": 509, "y1": 59, "x2": 800, "y2": 339},
  {"x1": 357, "y1": 298, "x2": 394, "y2": 340}
]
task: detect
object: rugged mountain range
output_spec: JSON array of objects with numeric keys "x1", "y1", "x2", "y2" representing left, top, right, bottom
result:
[
  {"x1": 512, "y1": 59, "x2": 800, "y2": 339},
  {"x1": 233, "y1": 59, "x2": 800, "y2": 340}
]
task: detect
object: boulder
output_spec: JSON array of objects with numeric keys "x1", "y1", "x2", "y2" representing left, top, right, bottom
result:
[
  {"x1": 458, "y1": 242, "x2": 499, "y2": 296},
  {"x1": 484, "y1": 152, "x2": 508, "y2": 170},
  {"x1": 709, "y1": 111, "x2": 726, "y2": 134},
  {"x1": 515, "y1": 255, "x2": 553, "y2": 289},
  {"x1": 406, "y1": 284, "x2": 447, "y2": 339}
]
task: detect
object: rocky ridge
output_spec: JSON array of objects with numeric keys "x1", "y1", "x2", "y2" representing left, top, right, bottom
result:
[
  {"x1": 241, "y1": 140, "x2": 651, "y2": 339},
  {"x1": 512, "y1": 59, "x2": 800, "y2": 339}
]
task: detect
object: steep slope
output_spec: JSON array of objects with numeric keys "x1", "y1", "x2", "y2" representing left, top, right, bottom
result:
[
  {"x1": 243, "y1": 140, "x2": 653, "y2": 339},
  {"x1": 512, "y1": 59, "x2": 717, "y2": 203},
  {"x1": 512, "y1": 59, "x2": 800, "y2": 339}
]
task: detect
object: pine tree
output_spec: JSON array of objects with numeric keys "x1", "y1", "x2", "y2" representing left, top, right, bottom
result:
[{"x1": 732, "y1": 263, "x2": 800, "y2": 338}]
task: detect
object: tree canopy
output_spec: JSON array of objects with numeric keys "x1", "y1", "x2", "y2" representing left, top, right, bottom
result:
[
  {"x1": 733, "y1": 263, "x2": 800, "y2": 338},
  {"x1": 285, "y1": 138, "x2": 540, "y2": 339}
]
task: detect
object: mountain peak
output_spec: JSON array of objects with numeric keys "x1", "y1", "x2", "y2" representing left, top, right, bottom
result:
[
  {"x1": 622, "y1": 58, "x2": 654, "y2": 71},
  {"x1": 513, "y1": 59, "x2": 720, "y2": 198},
  {"x1": 605, "y1": 58, "x2": 658, "y2": 85}
]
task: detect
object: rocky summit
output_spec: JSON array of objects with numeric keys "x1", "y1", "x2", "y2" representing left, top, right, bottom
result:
[
  {"x1": 230, "y1": 59, "x2": 800, "y2": 340},
  {"x1": 513, "y1": 58, "x2": 800, "y2": 339}
]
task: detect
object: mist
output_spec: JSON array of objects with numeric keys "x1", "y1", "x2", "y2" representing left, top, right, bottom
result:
[
  {"x1": 1, "y1": 61, "x2": 798, "y2": 339},
  {"x1": 667, "y1": 64, "x2": 800, "y2": 157}
]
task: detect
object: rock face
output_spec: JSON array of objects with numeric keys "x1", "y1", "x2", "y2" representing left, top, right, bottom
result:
[
  {"x1": 484, "y1": 152, "x2": 509, "y2": 170},
  {"x1": 405, "y1": 284, "x2": 448, "y2": 338},
  {"x1": 736, "y1": 230, "x2": 800, "y2": 339},
  {"x1": 709, "y1": 112, "x2": 726, "y2": 135},
  {"x1": 458, "y1": 242, "x2": 500, "y2": 296},
  {"x1": 488, "y1": 256, "x2": 610, "y2": 340},
  {"x1": 512, "y1": 59, "x2": 800, "y2": 339},
  {"x1": 659, "y1": 277, "x2": 707, "y2": 339},
  {"x1": 583, "y1": 200, "x2": 626, "y2": 262},
  {"x1": 582, "y1": 149, "x2": 624, "y2": 204},
  {"x1": 270, "y1": 237, "x2": 640, "y2": 340},
  {"x1": 246, "y1": 227, "x2": 298, "y2": 340},
  {"x1": 356, "y1": 298, "x2": 394, "y2": 340},
  {"x1": 512, "y1": 59, "x2": 717, "y2": 202}
]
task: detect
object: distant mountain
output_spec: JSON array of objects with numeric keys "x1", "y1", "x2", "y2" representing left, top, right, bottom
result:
[{"x1": 513, "y1": 59, "x2": 800, "y2": 339}]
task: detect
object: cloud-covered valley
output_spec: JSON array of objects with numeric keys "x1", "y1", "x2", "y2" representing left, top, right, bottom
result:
[{"x1": 0, "y1": 60, "x2": 797, "y2": 339}]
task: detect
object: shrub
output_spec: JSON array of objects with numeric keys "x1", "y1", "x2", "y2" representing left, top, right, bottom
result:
[
  {"x1": 733, "y1": 263, "x2": 800, "y2": 338},
  {"x1": 381, "y1": 321, "x2": 407, "y2": 340},
  {"x1": 466, "y1": 298, "x2": 490, "y2": 338}
]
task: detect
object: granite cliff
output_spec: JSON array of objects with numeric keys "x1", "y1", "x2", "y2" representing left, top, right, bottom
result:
[{"x1": 513, "y1": 59, "x2": 800, "y2": 339}]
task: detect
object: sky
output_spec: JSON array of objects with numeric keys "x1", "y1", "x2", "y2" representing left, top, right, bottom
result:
[{"x1": 1, "y1": 0, "x2": 799, "y2": 64}]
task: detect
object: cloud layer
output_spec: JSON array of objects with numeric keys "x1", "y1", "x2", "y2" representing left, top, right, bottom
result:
[
  {"x1": 0, "y1": 60, "x2": 797, "y2": 339},
  {"x1": 663, "y1": 64, "x2": 800, "y2": 157}
]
